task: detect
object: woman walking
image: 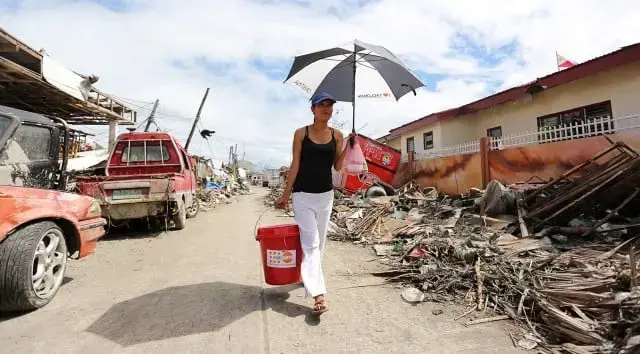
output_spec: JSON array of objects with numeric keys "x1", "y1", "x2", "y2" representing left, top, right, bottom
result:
[{"x1": 276, "y1": 92, "x2": 350, "y2": 315}]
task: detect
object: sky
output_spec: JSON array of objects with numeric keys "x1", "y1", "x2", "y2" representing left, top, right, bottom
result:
[{"x1": 1, "y1": 0, "x2": 639, "y2": 168}]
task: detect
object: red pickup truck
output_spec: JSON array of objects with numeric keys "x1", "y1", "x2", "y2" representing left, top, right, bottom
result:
[{"x1": 74, "y1": 131, "x2": 199, "y2": 230}]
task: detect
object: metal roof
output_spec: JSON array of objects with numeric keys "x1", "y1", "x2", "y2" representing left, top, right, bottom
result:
[{"x1": 0, "y1": 26, "x2": 137, "y2": 125}]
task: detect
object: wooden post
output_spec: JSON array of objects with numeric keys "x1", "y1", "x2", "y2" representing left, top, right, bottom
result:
[
  {"x1": 185, "y1": 88, "x2": 210, "y2": 151},
  {"x1": 408, "y1": 151, "x2": 415, "y2": 180},
  {"x1": 108, "y1": 120, "x2": 117, "y2": 152},
  {"x1": 479, "y1": 137, "x2": 491, "y2": 188}
]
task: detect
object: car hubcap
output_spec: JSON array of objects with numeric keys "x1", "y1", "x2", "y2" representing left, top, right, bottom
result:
[
  {"x1": 188, "y1": 201, "x2": 197, "y2": 214},
  {"x1": 32, "y1": 229, "x2": 66, "y2": 298}
]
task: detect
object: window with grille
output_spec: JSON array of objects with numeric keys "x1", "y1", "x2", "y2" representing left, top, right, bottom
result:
[
  {"x1": 406, "y1": 136, "x2": 415, "y2": 153},
  {"x1": 487, "y1": 126, "x2": 502, "y2": 138},
  {"x1": 121, "y1": 143, "x2": 170, "y2": 163},
  {"x1": 423, "y1": 131, "x2": 433, "y2": 150},
  {"x1": 536, "y1": 101, "x2": 612, "y2": 142},
  {"x1": 487, "y1": 126, "x2": 503, "y2": 149}
]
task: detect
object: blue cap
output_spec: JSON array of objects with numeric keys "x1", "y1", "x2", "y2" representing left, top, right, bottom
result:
[{"x1": 311, "y1": 92, "x2": 336, "y2": 106}]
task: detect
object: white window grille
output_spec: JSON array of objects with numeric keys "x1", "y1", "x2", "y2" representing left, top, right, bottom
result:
[{"x1": 491, "y1": 114, "x2": 640, "y2": 150}]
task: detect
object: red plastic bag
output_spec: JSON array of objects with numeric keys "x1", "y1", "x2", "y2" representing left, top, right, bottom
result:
[{"x1": 342, "y1": 139, "x2": 368, "y2": 174}]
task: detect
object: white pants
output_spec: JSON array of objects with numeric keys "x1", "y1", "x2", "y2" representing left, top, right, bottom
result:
[{"x1": 292, "y1": 191, "x2": 334, "y2": 298}]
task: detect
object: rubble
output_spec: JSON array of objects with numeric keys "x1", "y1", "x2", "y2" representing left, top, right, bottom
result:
[
  {"x1": 196, "y1": 170, "x2": 252, "y2": 212},
  {"x1": 327, "y1": 140, "x2": 640, "y2": 353}
]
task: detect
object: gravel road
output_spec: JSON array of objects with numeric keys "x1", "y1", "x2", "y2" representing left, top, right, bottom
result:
[{"x1": 0, "y1": 188, "x2": 524, "y2": 353}]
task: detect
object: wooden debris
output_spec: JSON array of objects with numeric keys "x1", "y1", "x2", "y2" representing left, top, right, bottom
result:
[
  {"x1": 466, "y1": 315, "x2": 510, "y2": 326},
  {"x1": 317, "y1": 166, "x2": 640, "y2": 352}
]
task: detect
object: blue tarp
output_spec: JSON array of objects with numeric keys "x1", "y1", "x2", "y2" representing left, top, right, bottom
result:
[{"x1": 205, "y1": 182, "x2": 222, "y2": 192}]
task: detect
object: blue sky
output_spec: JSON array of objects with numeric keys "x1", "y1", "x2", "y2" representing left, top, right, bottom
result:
[{"x1": 1, "y1": 0, "x2": 638, "y2": 167}]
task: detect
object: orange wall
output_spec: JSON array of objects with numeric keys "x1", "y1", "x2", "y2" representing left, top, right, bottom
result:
[
  {"x1": 392, "y1": 153, "x2": 483, "y2": 195},
  {"x1": 392, "y1": 131, "x2": 640, "y2": 195}
]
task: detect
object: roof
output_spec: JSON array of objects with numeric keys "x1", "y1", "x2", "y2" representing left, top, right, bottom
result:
[
  {"x1": 389, "y1": 42, "x2": 640, "y2": 136},
  {"x1": 116, "y1": 131, "x2": 176, "y2": 141},
  {"x1": 0, "y1": 26, "x2": 137, "y2": 125},
  {"x1": 376, "y1": 132, "x2": 401, "y2": 142},
  {"x1": 0, "y1": 104, "x2": 56, "y2": 126}
]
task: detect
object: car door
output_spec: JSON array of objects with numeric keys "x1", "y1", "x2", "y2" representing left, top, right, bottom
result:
[{"x1": 178, "y1": 149, "x2": 196, "y2": 198}]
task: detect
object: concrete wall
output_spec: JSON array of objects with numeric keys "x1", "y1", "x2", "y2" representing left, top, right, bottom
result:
[
  {"x1": 392, "y1": 130, "x2": 640, "y2": 195},
  {"x1": 397, "y1": 60, "x2": 640, "y2": 156},
  {"x1": 385, "y1": 136, "x2": 401, "y2": 150}
]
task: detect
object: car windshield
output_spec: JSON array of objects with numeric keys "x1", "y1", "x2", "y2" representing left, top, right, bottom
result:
[
  {"x1": 0, "y1": 122, "x2": 55, "y2": 188},
  {"x1": 0, "y1": 116, "x2": 11, "y2": 137},
  {"x1": 0, "y1": 123, "x2": 52, "y2": 165}
]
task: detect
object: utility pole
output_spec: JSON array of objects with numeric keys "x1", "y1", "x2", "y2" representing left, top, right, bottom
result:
[
  {"x1": 185, "y1": 87, "x2": 210, "y2": 151},
  {"x1": 233, "y1": 144, "x2": 238, "y2": 177},
  {"x1": 144, "y1": 99, "x2": 160, "y2": 132}
]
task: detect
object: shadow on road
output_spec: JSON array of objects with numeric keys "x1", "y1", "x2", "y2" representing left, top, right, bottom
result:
[{"x1": 86, "y1": 281, "x2": 314, "y2": 346}]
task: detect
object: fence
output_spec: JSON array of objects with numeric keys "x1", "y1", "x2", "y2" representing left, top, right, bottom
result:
[
  {"x1": 489, "y1": 114, "x2": 640, "y2": 150},
  {"x1": 402, "y1": 114, "x2": 640, "y2": 162},
  {"x1": 401, "y1": 140, "x2": 480, "y2": 162}
]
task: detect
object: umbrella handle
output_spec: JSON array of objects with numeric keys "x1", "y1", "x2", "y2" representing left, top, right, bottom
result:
[{"x1": 349, "y1": 129, "x2": 356, "y2": 147}]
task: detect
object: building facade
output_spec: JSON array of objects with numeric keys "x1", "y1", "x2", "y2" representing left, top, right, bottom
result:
[{"x1": 378, "y1": 43, "x2": 640, "y2": 161}]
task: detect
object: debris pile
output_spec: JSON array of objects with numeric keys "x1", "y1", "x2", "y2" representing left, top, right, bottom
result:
[
  {"x1": 196, "y1": 173, "x2": 252, "y2": 212},
  {"x1": 520, "y1": 142, "x2": 640, "y2": 237},
  {"x1": 328, "y1": 141, "x2": 640, "y2": 353},
  {"x1": 197, "y1": 188, "x2": 234, "y2": 211},
  {"x1": 264, "y1": 187, "x2": 284, "y2": 207}
]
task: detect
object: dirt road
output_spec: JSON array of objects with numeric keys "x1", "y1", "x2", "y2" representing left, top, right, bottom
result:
[{"x1": 0, "y1": 189, "x2": 523, "y2": 353}]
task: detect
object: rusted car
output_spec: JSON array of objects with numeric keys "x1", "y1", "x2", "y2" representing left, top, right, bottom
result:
[
  {"x1": 74, "y1": 131, "x2": 199, "y2": 230},
  {"x1": 0, "y1": 106, "x2": 106, "y2": 312}
]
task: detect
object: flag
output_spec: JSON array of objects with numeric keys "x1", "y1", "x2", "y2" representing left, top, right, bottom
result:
[{"x1": 556, "y1": 52, "x2": 577, "y2": 70}]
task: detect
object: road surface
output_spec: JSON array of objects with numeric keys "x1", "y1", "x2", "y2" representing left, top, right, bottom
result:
[{"x1": 0, "y1": 189, "x2": 523, "y2": 353}]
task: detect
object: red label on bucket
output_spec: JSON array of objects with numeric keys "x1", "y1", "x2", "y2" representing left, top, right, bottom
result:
[{"x1": 267, "y1": 249, "x2": 297, "y2": 268}]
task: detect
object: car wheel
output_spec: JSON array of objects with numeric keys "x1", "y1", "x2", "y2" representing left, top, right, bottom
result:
[
  {"x1": 186, "y1": 197, "x2": 200, "y2": 219},
  {"x1": 0, "y1": 221, "x2": 68, "y2": 312},
  {"x1": 365, "y1": 185, "x2": 387, "y2": 198},
  {"x1": 173, "y1": 200, "x2": 187, "y2": 230}
]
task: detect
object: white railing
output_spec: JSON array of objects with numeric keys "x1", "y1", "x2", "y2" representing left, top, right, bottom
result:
[
  {"x1": 490, "y1": 114, "x2": 640, "y2": 150},
  {"x1": 401, "y1": 140, "x2": 480, "y2": 162},
  {"x1": 400, "y1": 114, "x2": 640, "y2": 162}
]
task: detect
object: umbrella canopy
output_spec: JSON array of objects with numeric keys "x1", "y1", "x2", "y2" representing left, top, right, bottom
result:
[{"x1": 284, "y1": 39, "x2": 425, "y2": 131}]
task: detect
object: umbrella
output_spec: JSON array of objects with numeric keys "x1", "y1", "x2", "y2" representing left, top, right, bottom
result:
[{"x1": 284, "y1": 39, "x2": 425, "y2": 133}]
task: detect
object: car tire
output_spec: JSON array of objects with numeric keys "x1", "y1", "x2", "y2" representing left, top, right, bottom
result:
[
  {"x1": 0, "y1": 221, "x2": 68, "y2": 312},
  {"x1": 173, "y1": 200, "x2": 187, "y2": 230},
  {"x1": 365, "y1": 186, "x2": 387, "y2": 198},
  {"x1": 186, "y1": 197, "x2": 200, "y2": 219}
]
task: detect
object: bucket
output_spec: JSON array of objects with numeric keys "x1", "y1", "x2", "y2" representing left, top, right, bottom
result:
[{"x1": 255, "y1": 224, "x2": 302, "y2": 285}]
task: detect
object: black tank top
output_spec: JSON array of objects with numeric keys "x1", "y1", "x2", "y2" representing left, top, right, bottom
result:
[{"x1": 292, "y1": 126, "x2": 336, "y2": 194}]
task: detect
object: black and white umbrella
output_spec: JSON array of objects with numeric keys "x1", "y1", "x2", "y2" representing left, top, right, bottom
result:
[{"x1": 284, "y1": 39, "x2": 425, "y2": 132}]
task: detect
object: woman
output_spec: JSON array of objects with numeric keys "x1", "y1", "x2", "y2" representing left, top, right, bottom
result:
[{"x1": 276, "y1": 91, "x2": 351, "y2": 315}]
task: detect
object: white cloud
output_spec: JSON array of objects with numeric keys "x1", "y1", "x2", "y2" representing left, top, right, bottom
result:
[{"x1": 1, "y1": 0, "x2": 639, "y2": 167}]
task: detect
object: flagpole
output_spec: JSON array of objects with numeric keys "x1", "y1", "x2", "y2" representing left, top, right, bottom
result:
[{"x1": 350, "y1": 41, "x2": 357, "y2": 147}]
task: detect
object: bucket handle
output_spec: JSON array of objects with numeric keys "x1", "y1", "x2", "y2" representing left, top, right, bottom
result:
[
  {"x1": 254, "y1": 207, "x2": 271, "y2": 241},
  {"x1": 254, "y1": 207, "x2": 295, "y2": 249}
]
